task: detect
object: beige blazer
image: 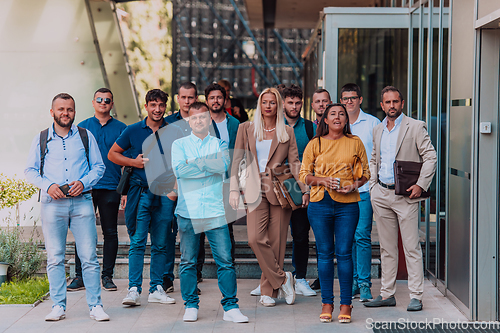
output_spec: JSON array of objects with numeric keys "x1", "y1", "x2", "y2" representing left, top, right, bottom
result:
[
  {"x1": 369, "y1": 114, "x2": 437, "y2": 203},
  {"x1": 230, "y1": 121, "x2": 306, "y2": 206}
]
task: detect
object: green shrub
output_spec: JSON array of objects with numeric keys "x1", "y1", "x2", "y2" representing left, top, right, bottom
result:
[
  {"x1": 0, "y1": 276, "x2": 49, "y2": 304},
  {"x1": 0, "y1": 226, "x2": 43, "y2": 281}
]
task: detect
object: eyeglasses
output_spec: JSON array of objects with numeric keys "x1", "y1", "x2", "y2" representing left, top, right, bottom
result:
[
  {"x1": 340, "y1": 96, "x2": 359, "y2": 103},
  {"x1": 96, "y1": 97, "x2": 112, "y2": 104}
]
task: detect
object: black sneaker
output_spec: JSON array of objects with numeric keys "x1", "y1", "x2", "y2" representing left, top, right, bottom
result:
[
  {"x1": 310, "y1": 278, "x2": 320, "y2": 291},
  {"x1": 102, "y1": 276, "x2": 117, "y2": 291},
  {"x1": 162, "y1": 276, "x2": 174, "y2": 293},
  {"x1": 67, "y1": 277, "x2": 85, "y2": 291}
]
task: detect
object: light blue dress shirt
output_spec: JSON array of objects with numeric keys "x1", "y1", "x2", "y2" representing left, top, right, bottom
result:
[
  {"x1": 350, "y1": 109, "x2": 381, "y2": 192},
  {"x1": 172, "y1": 133, "x2": 230, "y2": 221},
  {"x1": 378, "y1": 113, "x2": 404, "y2": 184},
  {"x1": 25, "y1": 124, "x2": 105, "y2": 193}
]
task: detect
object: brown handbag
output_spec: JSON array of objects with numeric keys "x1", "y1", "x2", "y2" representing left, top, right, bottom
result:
[
  {"x1": 271, "y1": 164, "x2": 303, "y2": 211},
  {"x1": 393, "y1": 160, "x2": 430, "y2": 198}
]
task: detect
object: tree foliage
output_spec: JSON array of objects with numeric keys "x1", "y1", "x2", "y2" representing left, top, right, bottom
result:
[{"x1": 117, "y1": 0, "x2": 173, "y2": 114}]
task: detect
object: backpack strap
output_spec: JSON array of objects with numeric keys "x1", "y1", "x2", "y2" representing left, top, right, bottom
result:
[
  {"x1": 39, "y1": 128, "x2": 49, "y2": 177},
  {"x1": 305, "y1": 119, "x2": 314, "y2": 141},
  {"x1": 77, "y1": 126, "x2": 90, "y2": 169}
]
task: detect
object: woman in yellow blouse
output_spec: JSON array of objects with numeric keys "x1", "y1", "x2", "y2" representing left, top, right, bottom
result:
[{"x1": 299, "y1": 103, "x2": 370, "y2": 323}]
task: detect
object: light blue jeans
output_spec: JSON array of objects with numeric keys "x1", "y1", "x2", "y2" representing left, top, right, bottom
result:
[
  {"x1": 177, "y1": 215, "x2": 238, "y2": 311},
  {"x1": 352, "y1": 191, "x2": 374, "y2": 287},
  {"x1": 41, "y1": 193, "x2": 101, "y2": 310},
  {"x1": 128, "y1": 191, "x2": 175, "y2": 294}
]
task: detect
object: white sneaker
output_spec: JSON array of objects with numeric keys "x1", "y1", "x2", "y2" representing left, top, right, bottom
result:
[
  {"x1": 89, "y1": 305, "x2": 110, "y2": 321},
  {"x1": 45, "y1": 305, "x2": 65, "y2": 321},
  {"x1": 250, "y1": 285, "x2": 261, "y2": 296},
  {"x1": 122, "y1": 286, "x2": 141, "y2": 306},
  {"x1": 148, "y1": 285, "x2": 175, "y2": 304},
  {"x1": 223, "y1": 308, "x2": 249, "y2": 323},
  {"x1": 183, "y1": 307, "x2": 198, "y2": 322},
  {"x1": 295, "y1": 278, "x2": 317, "y2": 296},
  {"x1": 280, "y1": 272, "x2": 295, "y2": 305},
  {"x1": 259, "y1": 295, "x2": 275, "y2": 307}
]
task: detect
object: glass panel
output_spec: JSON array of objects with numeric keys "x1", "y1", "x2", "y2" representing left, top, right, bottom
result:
[{"x1": 338, "y1": 28, "x2": 408, "y2": 120}]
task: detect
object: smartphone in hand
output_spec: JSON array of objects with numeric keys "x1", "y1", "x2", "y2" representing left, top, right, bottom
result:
[{"x1": 59, "y1": 184, "x2": 70, "y2": 196}]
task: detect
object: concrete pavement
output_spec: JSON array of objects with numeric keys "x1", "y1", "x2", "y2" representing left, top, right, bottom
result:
[{"x1": 0, "y1": 278, "x2": 466, "y2": 333}]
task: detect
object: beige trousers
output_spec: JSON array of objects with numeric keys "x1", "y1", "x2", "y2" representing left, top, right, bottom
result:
[
  {"x1": 247, "y1": 194, "x2": 292, "y2": 298},
  {"x1": 371, "y1": 183, "x2": 424, "y2": 300}
]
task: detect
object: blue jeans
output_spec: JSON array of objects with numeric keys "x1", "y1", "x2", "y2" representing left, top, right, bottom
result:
[
  {"x1": 308, "y1": 191, "x2": 359, "y2": 305},
  {"x1": 177, "y1": 216, "x2": 238, "y2": 311},
  {"x1": 128, "y1": 191, "x2": 175, "y2": 293},
  {"x1": 163, "y1": 216, "x2": 178, "y2": 282},
  {"x1": 352, "y1": 191, "x2": 373, "y2": 287},
  {"x1": 40, "y1": 193, "x2": 101, "y2": 310}
]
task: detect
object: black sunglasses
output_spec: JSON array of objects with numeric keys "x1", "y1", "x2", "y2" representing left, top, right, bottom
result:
[{"x1": 96, "y1": 97, "x2": 112, "y2": 104}]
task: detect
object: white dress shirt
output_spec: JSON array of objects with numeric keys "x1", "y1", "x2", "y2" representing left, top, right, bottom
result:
[{"x1": 350, "y1": 109, "x2": 381, "y2": 192}]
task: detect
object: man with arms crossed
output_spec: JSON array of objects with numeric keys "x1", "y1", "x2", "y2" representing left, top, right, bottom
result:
[
  {"x1": 340, "y1": 83, "x2": 380, "y2": 302},
  {"x1": 172, "y1": 102, "x2": 248, "y2": 323},
  {"x1": 364, "y1": 86, "x2": 436, "y2": 311},
  {"x1": 67, "y1": 88, "x2": 126, "y2": 292},
  {"x1": 25, "y1": 93, "x2": 108, "y2": 321},
  {"x1": 109, "y1": 89, "x2": 181, "y2": 307}
]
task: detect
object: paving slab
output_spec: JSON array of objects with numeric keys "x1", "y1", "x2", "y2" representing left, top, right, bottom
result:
[{"x1": 0, "y1": 278, "x2": 467, "y2": 332}]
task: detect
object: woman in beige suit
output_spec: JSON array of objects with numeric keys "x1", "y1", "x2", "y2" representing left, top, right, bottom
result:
[{"x1": 229, "y1": 87, "x2": 309, "y2": 307}]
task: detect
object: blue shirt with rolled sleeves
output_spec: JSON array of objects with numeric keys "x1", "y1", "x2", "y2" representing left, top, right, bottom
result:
[
  {"x1": 350, "y1": 109, "x2": 381, "y2": 193},
  {"x1": 78, "y1": 116, "x2": 127, "y2": 190},
  {"x1": 25, "y1": 124, "x2": 105, "y2": 193},
  {"x1": 172, "y1": 133, "x2": 230, "y2": 221}
]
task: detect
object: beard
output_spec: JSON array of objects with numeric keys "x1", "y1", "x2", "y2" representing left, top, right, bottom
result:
[
  {"x1": 210, "y1": 103, "x2": 224, "y2": 113},
  {"x1": 285, "y1": 109, "x2": 300, "y2": 119},
  {"x1": 54, "y1": 114, "x2": 74, "y2": 128},
  {"x1": 387, "y1": 108, "x2": 402, "y2": 119}
]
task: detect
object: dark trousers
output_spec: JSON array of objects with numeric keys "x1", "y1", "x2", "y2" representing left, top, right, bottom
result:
[
  {"x1": 290, "y1": 207, "x2": 310, "y2": 279},
  {"x1": 75, "y1": 189, "x2": 120, "y2": 279}
]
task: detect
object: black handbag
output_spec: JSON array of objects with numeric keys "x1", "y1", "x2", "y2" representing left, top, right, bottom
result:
[
  {"x1": 393, "y1": 160, "x2": 430, "y2": 198},
  {"x1": 116, "y1": 166, "x2": 133, "y2": 195}
]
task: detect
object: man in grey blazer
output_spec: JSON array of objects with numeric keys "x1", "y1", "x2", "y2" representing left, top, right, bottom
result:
[{"x1": 364, "y1": 86, "x2": 437, "y2": 312}]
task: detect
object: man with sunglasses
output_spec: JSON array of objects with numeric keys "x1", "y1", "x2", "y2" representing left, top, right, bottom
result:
[
  {"x1": 69, "y1": 88, "x2": 127, "y2": 292},
  {"x1": 340, "y1": 83, "x2": 380, "y2": 303}
]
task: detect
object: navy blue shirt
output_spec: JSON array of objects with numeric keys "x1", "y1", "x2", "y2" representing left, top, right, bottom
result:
[
  {"x1": 78, "y1": 116, "x2": 127, "y2": 190},
  {"x1": 115, "y1": 117, "x2": 182, "y2": 183}
]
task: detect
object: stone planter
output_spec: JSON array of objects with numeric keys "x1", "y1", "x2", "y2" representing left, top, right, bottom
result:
[{"x1": 0, "y1": 262, "x2": 9, "y2": 286}]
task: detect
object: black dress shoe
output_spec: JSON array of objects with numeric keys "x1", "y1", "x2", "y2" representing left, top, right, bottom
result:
[
  {"x1": 407, "y1": 298, "x2": 423, "y2": 311},
  {"x1": 162, "y1": 276, "x2": 174, "y2": 293},
  {"x1": 310, "y1": 278, "x2": 320, "y2": 291},
  {"x1": 364, "y1": 295, "x2": 396, "y2": 307},
  {"x1": 67, "y1": 277, "x2": 85, "y2": 291}
]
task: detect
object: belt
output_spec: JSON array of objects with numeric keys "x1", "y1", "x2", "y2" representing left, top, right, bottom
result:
[{"x1": 378, "y1": 179, "x2": 395, "y2": 190}]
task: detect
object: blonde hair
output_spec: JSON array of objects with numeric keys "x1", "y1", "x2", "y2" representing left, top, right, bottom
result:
[{"x1": 254, "y1": 87, "x2": 290, "y2": 143}]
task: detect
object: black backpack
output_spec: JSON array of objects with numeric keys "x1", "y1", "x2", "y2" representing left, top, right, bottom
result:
[
  {"x1": 38, "y1": 127, "x2": 90, "y2": 199},
  {"x1": 305, "y1": 119, "x2": 314, "y2": 141}
]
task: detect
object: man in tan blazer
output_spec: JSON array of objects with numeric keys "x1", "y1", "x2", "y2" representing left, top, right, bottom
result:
[{"x1": 364, "y1": 86, "x2": 437, "y2": 312}]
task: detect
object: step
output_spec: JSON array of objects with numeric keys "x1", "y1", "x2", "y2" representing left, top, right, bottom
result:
[
  {"x1": 68, "y1": 257, "x2": 381, "y2": 280},
  {"x1": 63, "y1": 241, "x2": 383, "y2": 260}
]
